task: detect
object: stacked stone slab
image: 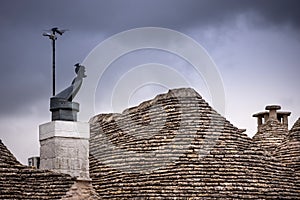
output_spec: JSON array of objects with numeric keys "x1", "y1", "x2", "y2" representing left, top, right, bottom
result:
[
  {"x1": 0, "y1": 139, "x2": 75, "y2": 199},
  {"x1": 61, "y1": 179, "x2": 101, "y2": 200},
  {"x1": 252, "y1": 119, "x2": 289, "y2": 153},
  {"x1": 275, "y1": 118, "x2": 300, "y2": 172},
  {"x1": 89, "y1": 88, "x2": 300, "y2": 199},
  {"x1": 252, "y1": 105, "x2": 291, "y2": 153}
]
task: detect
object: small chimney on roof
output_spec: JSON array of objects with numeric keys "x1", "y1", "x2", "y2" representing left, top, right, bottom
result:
[
  {"x1": 253, "y1": 105, "x2": 291, "y2": 131},
  {"x1": 28, "y1": 156, "x2": 40, "y2": 169},
  {"x1": 265, "y1": 105, "x2": 281, "y2": 120}
]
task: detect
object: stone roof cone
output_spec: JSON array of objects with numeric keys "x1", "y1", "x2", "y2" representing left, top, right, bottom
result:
[
  {"x1": 275, "y1": 118, "x2": 300, "y2": 172},
  {"x1": 1, "y1": 88, "x2": 300, "y2": 199},
  {"x1": 0, "y1": 139, "x2": 20, "y2": 166},
  {"x1": 0, "y1": 140, "x2": 76, "y2": 199},
  {"x1": 89, "y1": 88, "x2": 300, "y2": 199},
  {"x1": 291, "y1": 117, "x2": 300, "y2": 132}
]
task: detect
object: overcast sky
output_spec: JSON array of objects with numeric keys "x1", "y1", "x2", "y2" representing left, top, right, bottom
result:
[{"x1": 0, "y1": 0, "x2": 299, "y2": 164}]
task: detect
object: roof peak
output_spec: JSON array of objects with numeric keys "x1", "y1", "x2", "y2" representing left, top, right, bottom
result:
[
  {"x1": 291, "y1": 118, "x2": 300, "y2": 132},
  {"x1": 90, "y1": 87, "x2": 203, "y2": 122},
  {"x1": 0, "y1": 139, "x2": 20, "y2": 166}
]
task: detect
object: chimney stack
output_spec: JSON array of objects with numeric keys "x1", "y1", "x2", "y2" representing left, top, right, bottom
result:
[
  {"x1": 253, "y1": 105, "x2": 291, "y2": 131},
  {"x1": 39, "y1": 121, "x2": 90, "y2": 180}
]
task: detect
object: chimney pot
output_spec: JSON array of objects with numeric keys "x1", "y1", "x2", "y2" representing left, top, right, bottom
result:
[
  {"x1": 265, "y1": 105, "x2": 281, "y2": 120},
  {"x1": 253, "y1": 105, "x2": 291, "y2": 132}
]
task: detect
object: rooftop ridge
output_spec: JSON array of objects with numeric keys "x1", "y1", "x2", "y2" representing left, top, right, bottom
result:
[
  {"x1": 291, "y1": 118, "x2": 300, "y2": 132},
  {"x1": 0, "y1": 139, "x2": 21, "y2": 166},
  {"x1": 90, "y1": 88, "x2": 203, "y2": 122}
]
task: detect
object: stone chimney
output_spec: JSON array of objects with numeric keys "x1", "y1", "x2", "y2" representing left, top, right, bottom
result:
[
  {"x1": 39, "y1": 121, "x2": 90, "y2": 180},
  {"x1": 253, "y1": 105, "x2": 291, "y2": 132}
]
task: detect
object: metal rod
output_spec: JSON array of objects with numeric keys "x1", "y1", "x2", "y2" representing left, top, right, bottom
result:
[
  {"x1": 52, "y1": 38, "x2": 56, "y2": 96},
  {"x1": 43, "y1": 27, "x2": 67, "y2": 97}
]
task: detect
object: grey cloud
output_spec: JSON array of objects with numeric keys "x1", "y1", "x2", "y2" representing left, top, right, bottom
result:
[
  {"x1": 1, "y1": 0, "x2": 300, "y2": 32},
  {"x1": 0, "y1": 0, "x2": 299, "y2": 117}
]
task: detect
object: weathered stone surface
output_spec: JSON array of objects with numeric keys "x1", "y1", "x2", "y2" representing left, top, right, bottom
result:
[
  {"x1": 40, "y1": 121, "x2": 90, "y2": 179},
  {"x1": 274, "y1": 118, "x2": 300, "y2": 172},
  {"x1": 62, "y1": 180, "x2": 101, "y2": 200},
  {"x1": 252, "y1": 119, "x2": 289, "y2": 153},
  {"x1": 0, "y1": 140, "x2": 76, "y2": 199},
  {"x1": 39, "y1": 121, "x2": 90, "y2": 140},
  {"x1": 89, "y1": 88, "x2": 300, "y2": 199},
  {"x1": 252, "y1": 105, "x2": 291, "y2": 153},
  {"x1": 1, "y1": 88, "x2": 299, "y2": 199}
]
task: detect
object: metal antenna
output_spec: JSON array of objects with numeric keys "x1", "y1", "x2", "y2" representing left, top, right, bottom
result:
[{"x1": 43, "y1": 27, "x2": 68, "y2": 96}]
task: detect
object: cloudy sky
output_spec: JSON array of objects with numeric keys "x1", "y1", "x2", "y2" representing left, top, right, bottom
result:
[{"x1": 0, "y1": 0, "x2": 299, "y2": 164}]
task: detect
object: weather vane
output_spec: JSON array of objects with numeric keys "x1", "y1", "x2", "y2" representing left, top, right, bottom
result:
[{"x1": 43, "y1": 27, "x2": 68, "y2": 96}]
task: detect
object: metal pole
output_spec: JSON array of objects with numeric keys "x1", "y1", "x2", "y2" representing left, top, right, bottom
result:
[
  {"x1": 43, "y1": 27, "x2": 67, "y2": 96},
  {"x1": 52, "y1": 35, "x2": 56, "y2": 96}
]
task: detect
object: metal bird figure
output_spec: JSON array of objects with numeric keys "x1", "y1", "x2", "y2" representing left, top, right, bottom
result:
[
  {"x1": 51, "y1": 27, "x2": 69, "y2": 35},
  {"x1": 42, "y1": 27, "x2": 68, "y2": 39}
]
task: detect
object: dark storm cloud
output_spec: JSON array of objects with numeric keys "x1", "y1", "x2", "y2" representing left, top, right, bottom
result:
[
  {"x1": 0, "y1": 0, "x2": 299, "y2": 117},
  {"x1": 1, "y1": 0, "x2": 300, "y2": 31},
  {"x1": 250, "y1": 0, "x2": 300, "y2": 28}
]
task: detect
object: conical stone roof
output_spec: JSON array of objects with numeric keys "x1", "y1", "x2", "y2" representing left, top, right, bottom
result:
[
  {"x1": 0, "y1": 140, "x2": 76, "y2": 199},
  {"x1": 0, "y1": 139, "x2": 20, "y2": 166},
  {"x1": 291, "y1": 118, "x2": 300, "y2": 132},
  {"x1": 274, "y1": 118, "x2": 300, "y2": 172},
  {"x1": 89, "y1": 88, "x2": 300, "y2": 199}
]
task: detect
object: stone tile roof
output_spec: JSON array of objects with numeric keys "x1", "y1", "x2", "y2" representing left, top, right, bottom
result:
[
  {"x1": 89, "y1": 88, "x2": 300, "y2": 199},
  {"x1": 252, "y1": 119, "x2": 289, "y2": 153},
  {"x1": 0, "y1": 139, "x2": 76, "y2": 199},
  {"x1": 1, "y1": 88, "x2": 299, "y2": 199},
  {"x1": 291, "y1": 118, "x2": 300, "y2": 132},
  {"x1": 275, "y1": 118, "x2": 300, "y2": 172},
  {"x1": 61, "y1": 180, "x2": 101, "y2": 200},
  {"x1": 0, "y1": 139, "x2": 20, "y2": 166}
]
